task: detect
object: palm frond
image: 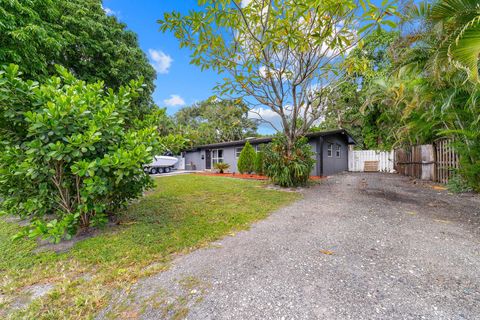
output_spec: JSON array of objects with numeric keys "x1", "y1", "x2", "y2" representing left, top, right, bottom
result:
[
  {"x1": 448, "y1": 17, "x2": 480, "y2": 82},
  {"x1": 429, "y1": 0, "x2": 480, "y2": 82}
]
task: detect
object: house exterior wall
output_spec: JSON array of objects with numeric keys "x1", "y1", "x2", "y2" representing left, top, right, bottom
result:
[
  {"x1": 308, "y1": 140, "x2": 318, "y2": 176},
  {"x1": 185, "y1": 146, "x2": 240, "y2": 172},
  {"x1": 185, "y1": 149, "x2": 205, "y2": 171},
  {"x1": 322, "y1": 134, "x2": 349, "y2": 176},
  {"x1": 222, "y1": 144, "x2": 266, "y2": 173},
  {"x1": 184, "y1": 132, "x2": 350, "y2": 176},
  {"x1": 221, "y1": 146, "x2": 238, "y2": 172}
]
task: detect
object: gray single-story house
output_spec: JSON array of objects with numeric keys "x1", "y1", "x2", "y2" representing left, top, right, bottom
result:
[{"x1": 184, "y1": 129, "x2": 356, "y2": 176}]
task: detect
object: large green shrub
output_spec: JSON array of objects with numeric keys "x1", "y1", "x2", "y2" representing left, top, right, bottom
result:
[
  {"x1": 263, "y1": 137, "x2": 315, "y2": 187},
  {"x1": 254, "y1": 149, "x2": 265, "y2": 175},
  {"x1": 452, "y1": 136, "x2": 480, "y2": 192},
  {"x1": 0, "y1": 65, "x2": 160, "y2": 242},
  {"x1": 237, "y1": 141, "x2": 256, "y2": 174}
]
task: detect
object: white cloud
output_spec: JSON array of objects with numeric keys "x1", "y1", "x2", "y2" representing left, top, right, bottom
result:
[
  {"x1": 248, "y1": 107, "x2": 282, "y2": 131},
  {"x1": 248, "y1": 103, "x2": 326, "y2": 131},
  {"x1": 148, "y1": 49, "x2": 173, "y2": 74},
  {"x1": 248, "y1": 107, "x2": 278, "y2": 121},
  {"x1": 163, "y1": 95, "x2": 186, "y2": 107},
  {"x1": 241, "y1": 0, "x2": 252, "y2": 7},
  {"x1": 102, "y1": 6, "x2": 118, "y2": 17}
]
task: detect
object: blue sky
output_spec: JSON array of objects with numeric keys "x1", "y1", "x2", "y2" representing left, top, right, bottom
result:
[
  {"x1": 103, "y1": 0, "x2": 278, "y2": 134},
  {"x1": 103, "y1": 0, "x2": 221, "y2": 115}
]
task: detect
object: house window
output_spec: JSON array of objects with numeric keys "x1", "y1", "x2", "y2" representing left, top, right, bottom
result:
[
  {"x1": 335, "y1": 144, "x2": 341, "y2": 158},
  {"x1": 212, "y1": 149, "x2": 224, "y2": 165},
  {"x1": 327, "y1": 143, "x2": 333, "y2": 157},
  {"x1": 235, "y1": 147, "x2": 243, "y2": 158}
]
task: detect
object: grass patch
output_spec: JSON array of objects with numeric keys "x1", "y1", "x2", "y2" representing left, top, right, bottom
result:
[{"x1": 0, "y1": 174, "x2": 299, "y2": 319}]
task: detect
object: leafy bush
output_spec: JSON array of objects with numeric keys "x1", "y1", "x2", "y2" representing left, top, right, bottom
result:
[
  {"x1": 451, "y1": 133, "x2": 480, "y2": 193},
  {"x1": 237, "y1": 141, "x2": 256, "y2": 174},
  {"x1": 263, "y1": 136, "x2": 315, "y2": 187},
  {"x1": 254, "y1": 149, "x2": 265, "y2": 175},
  {"x1": 214, "y1": 162, "x2": 230, "y2": 173},
  {"x1": 447, "y1": 173, "x2": 474, "y2": 193},
  {"x1": 0, "y1": 64, "x2": 160, "y2": 242}
]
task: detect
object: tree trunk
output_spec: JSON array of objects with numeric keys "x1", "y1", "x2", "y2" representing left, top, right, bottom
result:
[
  {"x1": 80, "y1": 213, "x2": 90, "y2": 229},
  {"x1": 286, "y1": 133, "x2": 297, "y2": 156}
]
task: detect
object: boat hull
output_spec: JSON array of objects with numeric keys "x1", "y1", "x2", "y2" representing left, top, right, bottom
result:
[{"x1": 149, "y1": 156, "x2": 179, "y2": 168}]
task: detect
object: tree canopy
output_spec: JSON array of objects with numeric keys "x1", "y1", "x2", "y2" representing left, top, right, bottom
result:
[
  {"x1": 174, "y1": 98, "x2": 258, "y2": 146},
  {"x1": 0, "y1": 0, "x2": 156, "y2": 110},
  {"x1": 317, "y1": 29, "x2": 399, "y2": 149}
]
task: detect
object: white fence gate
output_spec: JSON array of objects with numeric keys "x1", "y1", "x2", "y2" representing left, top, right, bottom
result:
[{"x1": 348, "y1": 149, "x2": 394, "y2": 173}]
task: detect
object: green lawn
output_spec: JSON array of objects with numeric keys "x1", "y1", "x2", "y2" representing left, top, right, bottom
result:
[{"x1": 0, "y1": 174, "x2": 300, "y2": 319}]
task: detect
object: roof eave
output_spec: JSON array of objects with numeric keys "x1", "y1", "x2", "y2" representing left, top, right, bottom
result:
[{"x1": 185, "y1": 129, "x2": 356, "y2": 151}]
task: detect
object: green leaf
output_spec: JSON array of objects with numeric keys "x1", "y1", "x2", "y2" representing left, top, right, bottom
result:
[
  {"x1": 382, "y1": 20, "x2": 397, "y2": 28},
  {"x1": 449, "y1": 19, "x2": 480, "y2": 82}
]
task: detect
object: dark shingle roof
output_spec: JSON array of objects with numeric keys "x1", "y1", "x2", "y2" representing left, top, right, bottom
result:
[{"x1": 186, "y1": 129, "x2": 356, "y2": 151}]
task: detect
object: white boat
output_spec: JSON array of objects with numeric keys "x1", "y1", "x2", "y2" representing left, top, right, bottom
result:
[{"x1": 145, "y1": 156, "x2": 179, "y2": 174}]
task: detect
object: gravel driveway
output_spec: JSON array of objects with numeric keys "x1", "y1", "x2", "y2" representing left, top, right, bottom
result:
[{"x1": 99, "y1": 173, "x2": 480, "y2": 320}]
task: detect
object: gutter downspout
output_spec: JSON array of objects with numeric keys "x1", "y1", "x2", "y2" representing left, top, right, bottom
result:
[{"x1": 318, "y1": 137, "x2": 324, "y2": 176}]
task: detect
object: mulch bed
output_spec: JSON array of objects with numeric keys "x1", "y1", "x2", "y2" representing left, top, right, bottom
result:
[{"x1": 196, "y1": 172, "x2": 324, "y2": 181}]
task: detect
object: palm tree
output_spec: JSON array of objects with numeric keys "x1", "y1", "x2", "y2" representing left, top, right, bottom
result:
[{"x1": 428, "y1": 0, "x2": 480, "y2": 82}]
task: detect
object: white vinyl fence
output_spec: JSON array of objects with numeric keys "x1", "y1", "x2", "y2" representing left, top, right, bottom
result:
[
  {"x1": 174, "y1": 155, "x2": 185, "y2": 170},
  {"x1": 348, "y1": 149, "x2": 394, "y2": 173}
]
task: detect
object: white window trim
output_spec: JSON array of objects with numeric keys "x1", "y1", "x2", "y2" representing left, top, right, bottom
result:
[
  {"x1": 235, "y1": 147, "x2": 243, "y2": 158},
  {"x1": 335, "y1": 144, "x2": 341, "y2": 158},
  {"x1": 211, "y1": 149, "x2": 224, "y2": 166},
  {"x1": 327, "y1": 143, "x2": 333, "y2": 157}
]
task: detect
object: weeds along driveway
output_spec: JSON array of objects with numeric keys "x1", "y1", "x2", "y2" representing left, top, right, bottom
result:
[{"x1": 99, "y1": 173, "x2": 480, "y2": 320}]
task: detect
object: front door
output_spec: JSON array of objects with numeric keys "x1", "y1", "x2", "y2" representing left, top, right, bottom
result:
[{"x1": 205, "y1": 149, "x2": 211, "y2": 169}]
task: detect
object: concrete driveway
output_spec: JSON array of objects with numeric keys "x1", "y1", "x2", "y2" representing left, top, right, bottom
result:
[{"x1": 100, "y1": 173, "x2": 480, "y2": 320}]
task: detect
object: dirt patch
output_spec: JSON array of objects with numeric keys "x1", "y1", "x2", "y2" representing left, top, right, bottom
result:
[
  {"x1": 362, "y1": 188, "x2": 420, "y2": 205},
  {"x1": 98, "y1": 275, "x2": 210, "y2": 320},
  {"x1": 2, "y1": 215, "x2": 121, "y2": 254},
  {"x1": 2, "y1": 216, "x2": 31, "y2": 227},
  {"x1": 34, "y1": 222, "x2": 119, "y2": 254},
  {"x1": 7, "y1": 283, "x2": 55, "y2": 313}
]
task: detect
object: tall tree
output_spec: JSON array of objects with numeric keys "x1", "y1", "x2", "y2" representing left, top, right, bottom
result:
[
  {"x1": 0, "y1": 0, "x2": 156, "y2": 110},
  {"x1": 174, "y1": 98, "x2": 258, "y2": 145},
  {"x1": 159, "y1": 0, "x2": 398, "y2": 151},
  {"x1": 317, "y1": 30, "x2": 399, "y2": 149}
]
